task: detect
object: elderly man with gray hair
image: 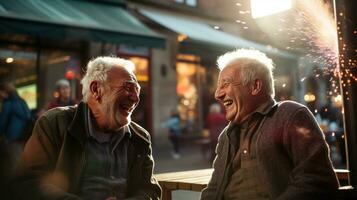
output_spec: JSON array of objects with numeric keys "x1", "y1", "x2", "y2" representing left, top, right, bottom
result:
[
  {"x1": 14, "y1": 56, "x2": 161, "y2": 200},
  {"x1": 201, "y1": 49, "x2": 339, "y2": 200}
]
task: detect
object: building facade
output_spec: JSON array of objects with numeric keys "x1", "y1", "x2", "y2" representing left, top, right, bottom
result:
[
  {"x1": 1, "y1": 0, "x2": 324, "y2": 141},
  {"x1": 0, "y1": 0, "x2": 164, "y2": 134},
  {"x1": 128, "y1": 0, "x2": 301, "y2": 138}
]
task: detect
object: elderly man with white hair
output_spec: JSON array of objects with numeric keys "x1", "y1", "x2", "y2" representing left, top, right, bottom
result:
[
  {"x1": 200, "y1": 49, "x2": 339, "y2": 200},
  {"x1": 15, "y1": 56, "x2": 161, "y2": 200}
]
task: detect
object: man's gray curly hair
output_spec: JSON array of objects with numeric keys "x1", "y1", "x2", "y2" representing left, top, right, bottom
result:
[{"x1": 81, "y1": 56, "x2": 135, "y2": 102}]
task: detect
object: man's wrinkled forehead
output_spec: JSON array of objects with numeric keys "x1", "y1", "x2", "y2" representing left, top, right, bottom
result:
[{"x1": 108, "y1": 66, "x2": 137, "y2": 82}]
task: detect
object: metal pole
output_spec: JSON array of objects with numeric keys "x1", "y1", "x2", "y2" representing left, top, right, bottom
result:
[{"x1": 334, "y1": 0, "x2": 357, "y2": 186}]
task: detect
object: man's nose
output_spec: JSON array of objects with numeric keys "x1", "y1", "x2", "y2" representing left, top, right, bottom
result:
[{"x1": 215, "y1": 88, "x2": 224, "y2": 101}]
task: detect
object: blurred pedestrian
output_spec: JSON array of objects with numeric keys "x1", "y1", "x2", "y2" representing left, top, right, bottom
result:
[
  {"x1": 0, "y1": 81, "x2": 31, "y2": 167},
  {"x1": 201, "y1": 49, "x2": 339, "y2": 200},
  {"x1": 161, "y1": 110, "x2": 182, "y2": 159},
  {"x1": 205, "y1": 103, "x2": 226, "y2": 164},
  {"x1": 15, "y1": 57, "x2": 161, "y2": 200},
  {"x1": 48, "y1": 79, "x2": 77, "y2": 109}
]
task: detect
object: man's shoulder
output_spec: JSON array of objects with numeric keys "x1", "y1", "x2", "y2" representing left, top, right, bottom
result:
[
  {"x1": 41, "y1": 105, "x2": 77, "y2": 122},
  {"x1": 277, "y1": 100, "x2": 307, "y2": 113},
  {"x1": 268, "y1": 100, "x2": 312, "y2": 124},
  {"x1": 129, "y1": 121, "x2": 151, "y2": 144}
]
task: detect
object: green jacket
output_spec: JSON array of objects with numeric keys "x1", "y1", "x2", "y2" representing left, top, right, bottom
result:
[
  {"x1": 201, "y1": 100, "x2": 339, "y2": 200},
  {"x1": 15, "y1": 102, "x2": 161, "y2": 200}
]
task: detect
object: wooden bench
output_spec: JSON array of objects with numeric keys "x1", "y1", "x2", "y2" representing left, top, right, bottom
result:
[{"x1": 155, "y1": 168, "x2": 349, "y2": 200}]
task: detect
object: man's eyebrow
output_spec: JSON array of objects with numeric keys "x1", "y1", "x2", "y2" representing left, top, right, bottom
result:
[{"x1": 221, "y1": 77, "x2": 233, "y2": 82}]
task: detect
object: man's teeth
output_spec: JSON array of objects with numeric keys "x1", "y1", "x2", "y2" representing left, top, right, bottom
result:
[{"x1": 223, "y1": 100, "x2": 233, "y2": 106}]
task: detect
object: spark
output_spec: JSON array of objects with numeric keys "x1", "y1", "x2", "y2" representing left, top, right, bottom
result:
[
  {"x1": 234, "y1": 0, "x2": 356, "y2": 99},
  {"x1": 291, "y1": 0, "x2": 356, "y2": 100}
]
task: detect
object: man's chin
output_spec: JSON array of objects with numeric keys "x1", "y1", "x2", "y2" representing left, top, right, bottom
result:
[
  {"x1": 117, "y1": 116, "x2": 131, "y2": 127},
  {"x1": 225, "y1": 113, "x2": 234, "y2": 122}
]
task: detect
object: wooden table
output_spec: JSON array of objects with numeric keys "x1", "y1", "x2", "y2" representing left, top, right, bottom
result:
[{"x1": 155, "y1": 168, "x2": 349, "y2": 200}]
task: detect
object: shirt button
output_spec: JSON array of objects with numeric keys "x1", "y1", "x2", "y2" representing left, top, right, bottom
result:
[{"x1": 243, "y1": 149, "x2": 248, "y2": 154}]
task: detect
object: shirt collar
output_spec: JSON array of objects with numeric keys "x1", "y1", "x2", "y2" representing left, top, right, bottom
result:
[
  {"x1": 253, "y1": 97, "x2": 277, "y2": 116},
  {"x1": 226, "y1": 98, "x2": 277, "y2": 137},
  {"x1": 87, "y1": 107, "x2": 131, "y2": 143},
  {"x1": 235, "y1": 97, "x2": 277, "y2": 126}
]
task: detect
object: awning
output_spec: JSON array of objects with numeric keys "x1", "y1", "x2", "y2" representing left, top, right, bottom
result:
[
  {"x1": 0, "y1": 0, "x2": 165, "y2": 48},
  {"x1": 140, "y1": 9, "x2": 296, "y2": 58}
]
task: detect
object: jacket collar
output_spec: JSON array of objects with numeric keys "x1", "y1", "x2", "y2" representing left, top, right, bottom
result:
[
  {"x1": 67, "y1": 101, "x2": 89, "y2": 145},
  {"x1": 224, "y1": 98, "x2": 277, "y2": 135},
  {"x1": 128, "y1": 122, "x2": 151, "y2": 144},
  {"x1": 254, "y1": 97, "x2": 277, "y2": 116},
  {"x1": 234, "y1": 97, "x2": 277, "y2": 126}
]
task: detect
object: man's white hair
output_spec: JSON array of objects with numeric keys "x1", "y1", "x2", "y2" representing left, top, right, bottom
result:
[
  {"x1": 217, "y1": 49, "x2": 275, "y2": 98},
  {"x1": 81, "y1": 56, "x2": 135, "y2": 102}
]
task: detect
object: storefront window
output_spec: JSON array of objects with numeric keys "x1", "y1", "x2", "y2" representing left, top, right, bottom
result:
[
  {"x1": 16, "y1": 84, "x2": 37, "y2": 109},
  {"x1": 129, "y1": 57, "x2": 149, "y2": 82},
  {"x1": 118, "y1": 45, "x2": 152, "y2": 132},
  {"x1": 126, "y1": 56, "x2": 151, "y2": 132},
  {"x1": 40, "y1": 50, "x2": 81, "y2": 109},
  {"x1": 176, "y1": 54, "x2": 202, "y2": 134},
  {"x1": 0, "y1": 34, "x2": 84, "y2": 114},
  {"x1": 0, "y1": 46, "x2": 37, "y2": 109}
]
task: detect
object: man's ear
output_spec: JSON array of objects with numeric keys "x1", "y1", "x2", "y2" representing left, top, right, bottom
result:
[
  {"x1": 250, "y1": 79, "x2": 262, "y2": 96},
  {"x1": 90, "y1": 81, "x2": 102, "y2": 102}
]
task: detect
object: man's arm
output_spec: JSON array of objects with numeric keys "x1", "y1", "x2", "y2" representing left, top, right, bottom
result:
[
  {"x1": 126, "y1": 140, "x2": 162, "y2": 200},
  {"x1": 278, "y1": 107, "x2": 339, "y2": 200},
  {"x1": 13, "y1": 114, "x2": 81, "y2": 200}
]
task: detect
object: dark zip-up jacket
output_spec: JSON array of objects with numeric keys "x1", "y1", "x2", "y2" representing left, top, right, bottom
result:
[{"x1": 14, "y1": 102, "x2": 161, "y2": 200}]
